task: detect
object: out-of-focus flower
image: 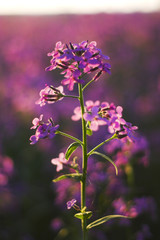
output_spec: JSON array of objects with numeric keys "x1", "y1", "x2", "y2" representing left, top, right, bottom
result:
[
  {"x1": 30, "y1": 116, "x2": 59, "y2": 144},
  {"x1": 112, "y1": 197, "x2": 138, "y2": 218},
  {"x1": 66, "y1": 199, "x2": 77, "y2": 209},
  {"x1": 36, "y1": 85, "x2": 64, "y2": 106},
  {"x1": 71, "y1": 106, "x2": 82, "y2": 121},
  {"x1": 50, "y1": 218, "x2": 63, "y2": 231},
  {"x1": 51, "y1": 153, "x2": 67, "y2": 172},
  {"x1": 0, "y1": 155, "x2": 14, "y2": 186},
  {"x1": 136, "y1": 224, "x2": 152, "y2": 240},
  {"x1": 0, "y1": 173, "x2": 8, "y2": 186},
  {"x1": 134, "y1": 197, "x2": 157, "y2": 220},
  {"x1": 113, "y1": 196, "x2": 157, "y2": 222}
]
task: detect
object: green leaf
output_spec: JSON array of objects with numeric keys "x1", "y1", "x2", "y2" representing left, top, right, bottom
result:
[
  {"x1": 86, "y1": 128, "x2": 93, "y2": 136},
  {"x1": 65, "y1": 142, "x2": 81, "y2": 160},
  {"x1": 87, "y1": 215, "x2": 129, "y2": 229},
  {"x1": 90, "y1": 151, "x2": 118, "y2": 175},
  {"x1": 53, "y1": 173, "x2": 82, "y2": 182},
  {"x1": 74, "y1": 211, "x2": 92, "y2": 220}
]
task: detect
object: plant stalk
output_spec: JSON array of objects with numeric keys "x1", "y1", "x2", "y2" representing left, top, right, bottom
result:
[{"x1": 78, "y1": 83, "x2": 88, "y2": 240}]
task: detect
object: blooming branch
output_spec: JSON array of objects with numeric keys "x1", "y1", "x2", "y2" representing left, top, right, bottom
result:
[{"x1": 30, "y1": 115, "x2": 59, "y2": 144}]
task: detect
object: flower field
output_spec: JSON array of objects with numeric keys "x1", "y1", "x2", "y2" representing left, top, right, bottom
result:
[{"x1": 0, "y1": 13, "x2": 160, "y2": 240}]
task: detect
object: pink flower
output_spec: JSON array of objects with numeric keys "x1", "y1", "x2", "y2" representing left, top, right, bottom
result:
[
  {"x1": 30, "y1": 114, "x2": 43, "y2": 129},
  {"x1": 112, "y1": 198, "x2": 138, "y2": 218},
  {"x1": 71, "y1": 106, "x2": 82, "y2": 121},
  {"x1": 85, "y1": 100, "x2": 100, "y2": 111},
  {"x1": 51, "y1": 153, "x2": 67, "y2": 172},
  {"x1": 36, "y1": 85, "x2": 64, "y2": 107}
]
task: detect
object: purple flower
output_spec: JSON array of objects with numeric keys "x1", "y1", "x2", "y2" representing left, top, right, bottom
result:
[
  {"x1": 66, "y1": 199, "x2": 77, "y2": 209},
  {"x1": 61, "y1": 68, "x2": 84, "y2": 91},
  {"x1": 50, "y1": 218, "x2": 63, "y2": 231},
  {"x1": 82, "y1": 100, "x2": 128, "y2": 133},
  {"x1": 107, "y1": 106, "x2": 126, "y2": 134},
  {"x1": 51, "y1": 153, "x2": 67, "y2": 172},
  {"x1": 134, "y1": 197, "x2": 157, "y2": 220},
  {"x1": 30, "y1": 116, "x2": 59, "y2": 144},
  {"x1": 117, "y1": 122, "x2": 138, "y2": 142},
  {"x1": 36, "y1": 85, "x2": 64, "y2": 106},
  {"x1": 45, "y1": 41, "x2": 65, "y2": 71},
  {"x1": 71, "y1": 100, "x2": 99, "y2": 122},
  {"x1": 45, "y1": 41, "x2": 111, "y2": 91},
  {"x1": 84, "y1": 106, "x2": 107, "y2": 131},
  {"x1": 136, "y1": 225, "x2": 152, "y2": 240}
]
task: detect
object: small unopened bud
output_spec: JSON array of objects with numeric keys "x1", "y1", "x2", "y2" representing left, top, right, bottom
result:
[
  {"x1": 116, "y1": 130, "x2": 127, "y2": 139},
  {"x1": 69, "y1": 42, "x2": 74, "y2": 50},
  {"x1": 93, "y1": 70, "x2": 103, "y2": 81}
]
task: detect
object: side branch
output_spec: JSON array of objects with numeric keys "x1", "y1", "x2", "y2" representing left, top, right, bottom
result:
[{"x1": 87, "y1": 134, "x2": 117, "y2": 156}]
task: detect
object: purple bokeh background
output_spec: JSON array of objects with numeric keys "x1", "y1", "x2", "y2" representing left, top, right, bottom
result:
[{"x1": 0, "y1": 13, "x2": 160, "y2": 240}]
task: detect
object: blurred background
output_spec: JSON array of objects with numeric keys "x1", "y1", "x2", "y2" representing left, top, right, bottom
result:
[{"x1": 0, "y1": 1, "x2": 160, "y2": 240}]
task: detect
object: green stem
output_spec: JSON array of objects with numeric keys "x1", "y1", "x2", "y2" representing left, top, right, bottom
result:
[
  {"x1": 82, "y1": 78, "x2": 95, "y2": 91},
  {"x1": 88, "y1": 134, "x2": 117, "y2": 156},
  {"x1": 62, "y1": 94, "x2": 79, "y2": 99},
  {"x1": 56, "y1": 131, "x2": 83, "y2": 145},
  {"x1": 78, "y1": 84, "x2": 88, "y2": 240}
]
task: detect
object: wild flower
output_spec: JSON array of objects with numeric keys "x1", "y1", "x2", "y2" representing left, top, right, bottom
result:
[
  {"x1": 30, "y1": 115, "x2": 59, "y2": 144},
  {"x1": 36, "y1": 85, "x2": 64, "y2": 106},
  {"x1": 45, "y1": 41, "x2": 111, "y2": 90},
  {"x1": 29, "y1": 41, "x2": 142, "y2": 240},
  {"x1": 67, "y1": 199, "x2": 77, "y2": 209},
  {"x1": 51, "y1": 153, "x2": 67, "y2": 172}
]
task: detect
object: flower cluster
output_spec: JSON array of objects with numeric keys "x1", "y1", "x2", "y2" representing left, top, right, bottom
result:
[
  {"x1": 30, "y1": 114, "x2": 59, "y2": 144},
  {"x1": 45, "y1": 41, "x2": 111, "y2": 90},
  {"x1": 112, "y1": 196, "x2": 157, "y2": 221},
  {"x1": 72, "y1": 100, "x2": 138, "y2": 141}
]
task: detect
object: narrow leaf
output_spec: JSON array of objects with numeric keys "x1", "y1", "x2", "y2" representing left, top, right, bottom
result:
[
  {"x1": 86, "y1": 128, "x2": 93, "y2": 136},
  {"x1": 65, "y1": 142, "x2": 81, "y2": 160},
  {"x1": 53, "y1": 173, "x2": 82, "y2": 182},
  {"x1": 87, "y1": 215, "x2": 129, "y2": 229},
  {"x1": 90, "y1": 151, "x2": 118, "y2": 175},
  {"x1": 74, "y1": 211, "x2": 92, "y2": 220}
]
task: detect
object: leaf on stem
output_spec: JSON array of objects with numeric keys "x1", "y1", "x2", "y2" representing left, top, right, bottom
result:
[
  {"x1": 65, "y1": 142, "x2": 81, "y2": 160},
  {"x1": 89, "y1": 151, "x2": 118, "y2": 175},
  {"x1": 74, "y1": 211, "x2": 92, "y2": 220},
  {"x1": 86, "y1": 128, "x2": 93, "y2": 136},
  {"x1": 53, "y1": 173, "x2": 82, "y2": 182},
  {"x1": 86, "y1": 215, "x2": 130, "y2": 229}
]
